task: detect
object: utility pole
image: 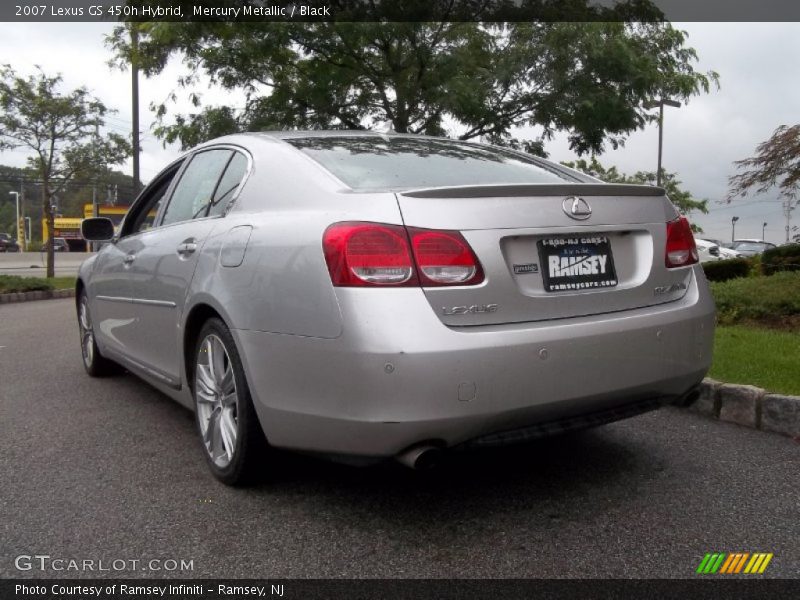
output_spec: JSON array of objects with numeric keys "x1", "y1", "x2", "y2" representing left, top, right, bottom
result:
[
  {"x1": 18, "y1": 177, "x2": 26, "y2": 251},
  {"x1": 643, "y1": 98, "x2": 682, "y2": 187},
  {"x1": 9, "y1": 191, "x2": 21, "y2": 249},
  {"x1": 92, "y1": 123, "x2": 99, "y2": 252},
  {"x1": 783, "y1": 198, "x2": 796, "y2": 244},
  {"x1": 93, "y1": 123, "x2": 99, "y2": 219},
  {"x1": 131, "y1": 25, "x2": 141, "y2": 197}
]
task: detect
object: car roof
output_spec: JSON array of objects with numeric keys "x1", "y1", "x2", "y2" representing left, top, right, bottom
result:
[{"x1": 256, "y1": 130, "x2": 431, "y2": 140}]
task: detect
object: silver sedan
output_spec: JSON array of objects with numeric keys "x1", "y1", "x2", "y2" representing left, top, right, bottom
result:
[{"x1": 78, "y1": 132, "x2": 715, "y2": 484}]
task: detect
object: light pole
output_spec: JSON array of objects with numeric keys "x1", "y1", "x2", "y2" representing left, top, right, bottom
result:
[
  {"x1": 644, "y1": 98, "x2": 682, "y2": 187},
  {"x1": 762, "y1": 222, "x2": 767, "y2": 241},
  {"x1": 9, "y1": 191, "x2": 21, "y2": 250},
  {"x1": 731, "y1": 216, "x2": 739, "y2": 242}
]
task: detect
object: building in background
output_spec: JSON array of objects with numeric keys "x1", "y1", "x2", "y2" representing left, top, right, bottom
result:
[{"x1": 41, "y1": 204, "x2": 130, "y2": 251}]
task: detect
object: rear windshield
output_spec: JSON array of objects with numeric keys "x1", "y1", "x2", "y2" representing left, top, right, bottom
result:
[{"x1": 286, "y1": 136, "x2": 574, "y2": 190}]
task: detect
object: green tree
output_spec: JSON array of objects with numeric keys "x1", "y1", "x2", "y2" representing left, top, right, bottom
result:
[
  {"x1": 107, "y1": 8, "x2": 717, "y2": 153},
  {"x1": 0, "y1": 66, "x2": 131, "y2": 276},
  {"x1": 0, "y1": 165, "x2": 35, "y2": 240},
  {"x1": 728, "y1": 124, "x2": 800, "y2": 201},
  {"x1": 562, "y1": 157, "x2": 708, "y2": 229},
  {"x1": 0, "y1": 199, "x2": 15, "y2": 236},
  {"x1": 728, "y1": 125, "x2": 800, "y2": 243}
]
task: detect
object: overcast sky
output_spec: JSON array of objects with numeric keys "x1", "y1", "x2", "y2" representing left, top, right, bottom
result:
[{"x1": 0, "y1": 22, "x2": 797, "y2": 243}]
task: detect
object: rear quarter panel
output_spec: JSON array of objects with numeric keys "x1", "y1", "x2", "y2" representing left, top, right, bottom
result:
[{"x1": 187, "y1": 136, "x2": 403, "y2": 339}]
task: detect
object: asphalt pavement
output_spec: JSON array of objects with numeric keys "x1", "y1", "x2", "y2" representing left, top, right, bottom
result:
[
  {"x1": 1, "y1": 299, "x2": 797, "y2": 579},
  {"x1": 0, "y1": 251, "x2": 90, "y2": 277}
]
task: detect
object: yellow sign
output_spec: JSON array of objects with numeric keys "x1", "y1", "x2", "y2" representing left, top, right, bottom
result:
[
  {"x1": 54, "y1": 217, "x2": 84, "y2": 229},
  {"x1": 84, "y1": 203, "x2": 129, "y2": 219}
]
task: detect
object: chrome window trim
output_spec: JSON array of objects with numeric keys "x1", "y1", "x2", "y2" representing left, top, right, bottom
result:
[{"x1": 154, "y1": 144, "x2": 254, "y2": 229}]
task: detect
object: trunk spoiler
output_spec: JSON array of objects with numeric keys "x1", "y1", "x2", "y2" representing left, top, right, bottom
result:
[{"x1": 401, "y1": 183, "x2": 666, "y2": 199}]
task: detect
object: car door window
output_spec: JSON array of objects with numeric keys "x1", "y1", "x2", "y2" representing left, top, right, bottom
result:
[
  {"x1": 120, "y1": 161, "x2": 184, "y2": 238},
  {"x1": 161, "y1": 149, "x2": 233, "y2": 226},
  {"x1": 129, "y1": 178, "x2": 173, "y2": 234},
  {"x1": 208, "y1": 152, "x2": 249, "y2": 218}
]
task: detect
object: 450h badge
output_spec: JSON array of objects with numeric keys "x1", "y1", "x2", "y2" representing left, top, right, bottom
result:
[{"x1": 442, "y1": 304, "x2": 499, "y2": 316}]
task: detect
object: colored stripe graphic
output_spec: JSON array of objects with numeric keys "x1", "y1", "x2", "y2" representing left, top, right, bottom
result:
[
  {"x1": 759, "y1": 553, "x2": 774, "y2": 573},
  {"x1": 719, "y1": 553, "x2": 736, "y2": 574},
  {"x1": 744, "y1": 554, "x2": 761, "y2": 573},
  {"x1": 698, "y1": 553, "x2": 727, "y2": 574},
  {"x1": 702, "y1": 553, "x2": 718, "y2": 574},
  {"x1": 696, "y1": 554, "x2": 712, "y2": 574},
  {"x1": 744, "y1": 553, "x2": 774, "y2": 574},
  {"x1": 719, "y1": 554, "x2": 737, "y2": 574},
  {"x1": 699, "y1": 552, "x2": 774, "y2": 575},
  {"x1": 733, "y1": 553, "x2": 750, "y2": 573}
]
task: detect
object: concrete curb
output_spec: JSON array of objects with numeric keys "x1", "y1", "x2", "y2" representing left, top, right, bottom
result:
[
  {"x1": 688, "y1": 378, "x2": 800, "y2": 438},
  {"x1": 0, "y1": 288, "x2": 75, "y2": 304}
]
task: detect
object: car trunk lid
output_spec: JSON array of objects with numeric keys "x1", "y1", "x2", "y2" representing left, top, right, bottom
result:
[{"x1": 395, "y1": 184, "x2": 693, "y2": 326}]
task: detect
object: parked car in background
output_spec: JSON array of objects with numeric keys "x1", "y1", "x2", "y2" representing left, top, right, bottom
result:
[
  {"x1": 695, "y1": 239, "x2": 722, "y2": 262},
  {"x1": 0, "y1": 233, "x2": 21, "y2": 252},
  {"x1": 77, "y1": 131, "x2": 715, "y2": 485},
  {"x1": 727, "y1": 239, "x2": 777, "y2": 257},
  {"x1": 42, "y1": 237, "x2": 70, "y2": 252},
  {"x1": 702, "y1": 239, "x2": 744, "y2": 259}
]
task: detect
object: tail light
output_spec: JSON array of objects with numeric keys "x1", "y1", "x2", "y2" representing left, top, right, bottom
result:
[
  {"x1": 323, "y1": 223, "x2": 417, "y2": 286},
  {"x1": 665, "y1": 216, "x2": 699, "y2": 268},
  {"x1": 323, "y1": 222, "x2": 484, "y2": 287},
  {"x1": 408, "y1": 228, "x2": 484, "y2": 286}
]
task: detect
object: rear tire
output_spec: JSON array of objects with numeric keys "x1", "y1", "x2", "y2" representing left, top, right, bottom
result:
[
  {"x1": 77, "y1": 291, "x2": 121, "y2": 377},
  {"x1": 192, "y1": 318, "x2": 269, "y2": 486}
]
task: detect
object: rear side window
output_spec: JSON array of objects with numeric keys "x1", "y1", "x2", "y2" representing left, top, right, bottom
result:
[
  {"x1": 208, "y1": 152, "x2": 248, "y2": 217},
  {"x1": 286, "y1": 136, "x2": 573, "y2": 190},
  {"x1": 161, "y1": 149, "x2": 233, "y2": 226}
]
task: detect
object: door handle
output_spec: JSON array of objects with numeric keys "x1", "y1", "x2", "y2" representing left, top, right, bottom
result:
[
  {"x1": 177, "y1": 242, "x2": 198, "y2": 256},
  {"x1": 123, "y1": 254, "x2": 136, "y2": 265}
]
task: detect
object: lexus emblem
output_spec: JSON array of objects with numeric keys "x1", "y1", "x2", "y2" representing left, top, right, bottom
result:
[{"x1": 562, "y1": 196, "x2": 592, "y2": 220}]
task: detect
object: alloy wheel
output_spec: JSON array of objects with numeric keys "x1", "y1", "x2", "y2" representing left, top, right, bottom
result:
[
  {"x1": 195, "y1": 334, "x2": 240, "y2": 468},
  {"x1": 79, "y1": 297, "x2": 94, "y2": 368}
]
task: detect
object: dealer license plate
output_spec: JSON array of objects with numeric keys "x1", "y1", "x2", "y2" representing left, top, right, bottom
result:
[{"x1": 538, "y1": 236, "x2": 618, "y2": 292}]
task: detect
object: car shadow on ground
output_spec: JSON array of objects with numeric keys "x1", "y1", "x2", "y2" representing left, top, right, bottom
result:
[
  {"x1": 102, "y1": 367, "x2": 662, "y2": 528},
  {"x1": 250, "y1": 426, "x2": 656, "y2": 532}
]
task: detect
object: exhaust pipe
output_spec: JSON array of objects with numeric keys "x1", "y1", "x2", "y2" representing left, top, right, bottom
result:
[{"x1": 396, "y1": 444, "x2": 442, "y2": 470}]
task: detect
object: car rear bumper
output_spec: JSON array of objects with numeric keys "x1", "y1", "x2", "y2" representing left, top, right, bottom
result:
[{"x1": 234, "y1": 266, "x2": 715, "y2": 457}]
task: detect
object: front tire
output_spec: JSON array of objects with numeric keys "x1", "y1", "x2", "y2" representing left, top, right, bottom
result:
[
  {"x1": 193, "y1": 318, "x2": 268, "y2": 485},
  {"x1": 78, "y1": 291, "x2": 121, "y2": 377}
]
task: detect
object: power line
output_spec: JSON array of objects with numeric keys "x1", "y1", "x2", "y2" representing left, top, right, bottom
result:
[{"x1": 709, "y1": 199, "x2": 782, "y2": 212}]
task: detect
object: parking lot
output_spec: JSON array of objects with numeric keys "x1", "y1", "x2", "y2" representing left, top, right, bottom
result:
[
  {"x1": 0, "y1": 251, "x2": 89, "y2": 278},
  {"x1": 1, "y1": 298, "x2": 797, "y2": 579}
]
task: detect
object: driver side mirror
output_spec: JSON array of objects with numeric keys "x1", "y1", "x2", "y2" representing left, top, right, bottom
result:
[{"x1": 81, "y1": 217, "x2": 115, "y2": 242}]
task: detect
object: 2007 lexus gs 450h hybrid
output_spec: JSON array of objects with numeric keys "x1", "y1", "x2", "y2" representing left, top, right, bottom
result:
[{"x1": 77, "y1": 132, "x2": 715, "y2": 484}]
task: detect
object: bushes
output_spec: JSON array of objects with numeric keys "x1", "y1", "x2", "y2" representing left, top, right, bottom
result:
[
  {"x1": 702, "y1": 258, "x2": 751, "y2": 282},
  {"x1": 761, "y1": 243, "x2": 800, "y2": 276},
  {"x1": 701, "y1": 245, "x2": 800, "y2": 281},
  {"x1": 0, "y1": 275, "x2": 53, "y2": 293},
  {"x1": 710, "y1": 271, "x2": 800, "y2": 326}
]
